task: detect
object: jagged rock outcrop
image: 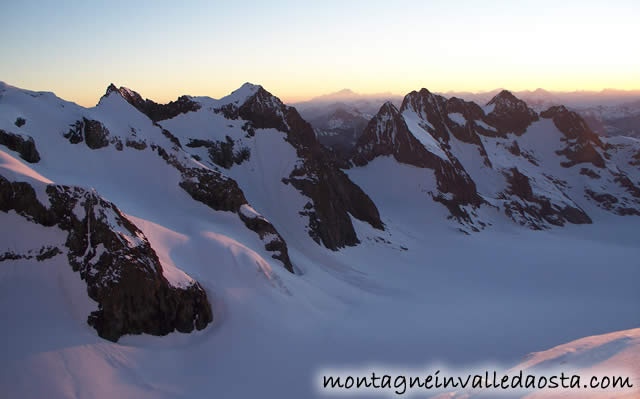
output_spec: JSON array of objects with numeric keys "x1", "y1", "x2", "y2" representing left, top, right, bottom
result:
[
  {"x1": 399, "y1": 89, "x2": 493, "y2": 165},
  {"x1": 502, "y1": 168, "x2": 591, "y2": 228},
  {"x1": 352, "y1": 98, "x2": 483, "y2": 222},
  {"x1": 398, "y1": 89, "x2": 488, "y2": 145},
  {"x1": 0, "y1": 246, "x2": 61, "y2": 262},
  {"x1": 0, "y1": 129, "x2": 40, "y2": 163},
  {"x1": 0, "y1": 173, "x2": 213, "y2": 342},
  {"x1": 485, "y1": 90, "x2": 539, "y2": 135},
  {"x1": 352, "y1": 101, "x2": 428, "y2": 165},
  {"x1": 238, "y1": 204, "x2": 293, "y2": 270},
  {"x1": 534, "y1": 106, "x2": 640, "y2": 214},
  {"x1": 64, "y1": 118, "x2": 111, "y2": 149},
  {"x1": 214, "y1": 86, "x2": 384, "y2": 250},
  {"x1": 443, "y1": 96, "x2": 492, "y2": 145},
  {"x1": 105, "y1": 84, "x2": 201, "y2": 122},
  {"x1": 14, "y1": 117, "x2": 26, "y2": 127},
  {"x1": 540, "y1": 105, "x2": 606, "y2": 168},
  {"x1": 186, "y1": 137, "x2": 250, "y2": 169},
  {"x1": 585, "y1": 189, "x2": 640, "y2": 216}
]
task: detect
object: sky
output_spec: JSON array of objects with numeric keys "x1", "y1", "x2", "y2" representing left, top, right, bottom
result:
[{"x1": 1, "y1": 0, "x2": 639, "y2": 106}]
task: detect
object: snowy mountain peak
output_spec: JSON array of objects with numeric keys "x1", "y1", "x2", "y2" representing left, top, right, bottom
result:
[
  {"x1": 407, "y1": 87, "x2": 435, "y2": 100},
  {"x1": 102, "y1": 83, "x2": 145, "y2": 107},
  {"x1": 216, "y1": 82, "x2": 264, "y2": 107},
  {"x1": 485, "y1": 90, "x2": 539, "y2": 135},
  {"x1": 399, "y1": 88, "x2": 442, "y2": 117},
  {"x1": 542, "y1": 104, "x2": 569, "y2": 114},
  {"x1": 104, "y1": 83, "x2": 119, "y2": 95},
  {"x1": 487, "y1": 89, "x2": 521, "y2": 106},
  {"x1": 535, "y1": 87, "x2": 551, "y2": 95},
  {"x1": 379, "y1": 100, "x2": 399, "y2": 114},
  {"x1": 209, "y1": 84, "x2": 296, "y2": 137},
  {"x1": 335, "y1": 88, "x2": 356, "y2": 96},
  {"x1": 240, "y1": 82, "x2": 261, "y2": 90}
]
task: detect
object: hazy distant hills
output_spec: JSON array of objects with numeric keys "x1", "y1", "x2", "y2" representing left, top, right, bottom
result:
[
  {"x1": 448, "y1": 88, "x2": 640, "y2": 138},
  {"x1": 292, "y1": 90, "x2": 403, "y2": 154}
]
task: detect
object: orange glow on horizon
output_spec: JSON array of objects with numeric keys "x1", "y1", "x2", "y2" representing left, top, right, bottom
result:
[{"x1": 2, "y1": 1, "x2": 638, "y2": 108}]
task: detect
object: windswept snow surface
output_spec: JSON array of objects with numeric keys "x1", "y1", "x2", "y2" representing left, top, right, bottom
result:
[
  {"x1": 0, "y1": 82, "x2": 639, "y2": 398},
  {"x1": 435, "y1": 328, "x2": 640, "y2": 399}
]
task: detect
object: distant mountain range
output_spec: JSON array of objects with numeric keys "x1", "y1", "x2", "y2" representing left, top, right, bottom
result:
[
  {"x1": 292, "y1": 90, "x2": 403, "y2": 154},
  {"x1": 293, "y1": 88, "x2": 640, "y2": 154}
]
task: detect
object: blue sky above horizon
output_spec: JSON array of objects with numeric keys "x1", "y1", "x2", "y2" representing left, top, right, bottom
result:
[{"x1": 2, "y1": 0, "x2": 639, "y2": 106}]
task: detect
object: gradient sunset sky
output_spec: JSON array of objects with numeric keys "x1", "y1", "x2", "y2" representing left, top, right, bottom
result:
[{"x1": 2, "y1": 0, "x2": 639, "y2": 106}]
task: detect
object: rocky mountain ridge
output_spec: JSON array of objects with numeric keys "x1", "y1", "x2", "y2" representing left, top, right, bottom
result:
[{"x1": 351, "y1": 88, "x2": 640, "y2": 231}]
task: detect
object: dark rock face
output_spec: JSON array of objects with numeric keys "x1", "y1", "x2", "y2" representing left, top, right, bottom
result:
[
  {"x1": 612, "y1": 171, "x2": 640, "y2": 199},
  {"x1": 484, "y1": 90, "x2": 539, "y2": 135},
  {"x1": 352, "y1": 99, "x2": 483, "y2": 222},
  {"x1": 0, "y1": 129, "x2": 41, "y2": 163},
  {"x1": 83, "y1": 119, "x2": 111, "y2": 149},
  {"x1": 397, "y1": 89, "x2": 450, "y2": 142},
  {"x1": 63, "y1": 120, "x2": 84, "y2": 144},
  {"x1": 503, "y1": 168, "x2": 591, "y2": 228},
  {"x1": 158, "y1": 126, "x2": 183, "y2": 148},
  {"x1": 238, "y1": 207, "x2": 294, "y2": 272},
  {"x1": 151, "y1": 144, "x2": 294, "y2": 272},
  {"x1": 353, "y1": 101, "x2": 430, "y2": 165},
  {"x1": 442, "y1": 96, "x2": 488, "y2": 145},
  {"x1": 0, "y1": 174, "x2": 213, "y2": 342},
  {"x1": 237, "y1": 88, "x2": 294, "y2": 133},
  {"x1": 105, "y1": 84, "x2": 201, "y2": 122},
  {"x1": 125, "y1": 138, "x2": 148, "y2": 150},
  {"x1": 538, "y1": 106, "x2": 640, "y2": 213},
  {"x1": 14, "y1": 117, "x2": 26, "y2": 127},
  {"x1": 0, "y1": 246, "x2": 62, "y2": 262},
  {"x1": 64, "y1": 118, "x2": 111, "y2": 149},
  {"x1": 178, "y1": 167, "x2": 248, "y2": 213},
  {"x1": 540, "y1": 106, "x2": 606, "y2": 168},
  {"x1": 585, "y1": 189, "x2": 640, "y2": 216},
  {"x1": 504, "y1": 140, "x2": 538, "y2": 165},
  {"x1": 286, "y1": 165, "x2": 384, "y2": 249},
  {"x1": 399, "y1": 89, "x2": 493, "y2": 165},
  {"x1": 186, "y1": 137, "x2": 250, "y2": 169},
  {"x1": 215, "y1": 87, "x2": 384, "y2": 250},
  {"x1": 506, "y1": 168, "x2": 534, "y2": 201},
  {"x1": 580, "y1": 168, "x2": 601, "y2": 179}
]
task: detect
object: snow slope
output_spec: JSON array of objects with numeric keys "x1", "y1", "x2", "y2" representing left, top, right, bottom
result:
[{"x1": 435, "y1": 328, "x2": 640, "y2": 399}]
